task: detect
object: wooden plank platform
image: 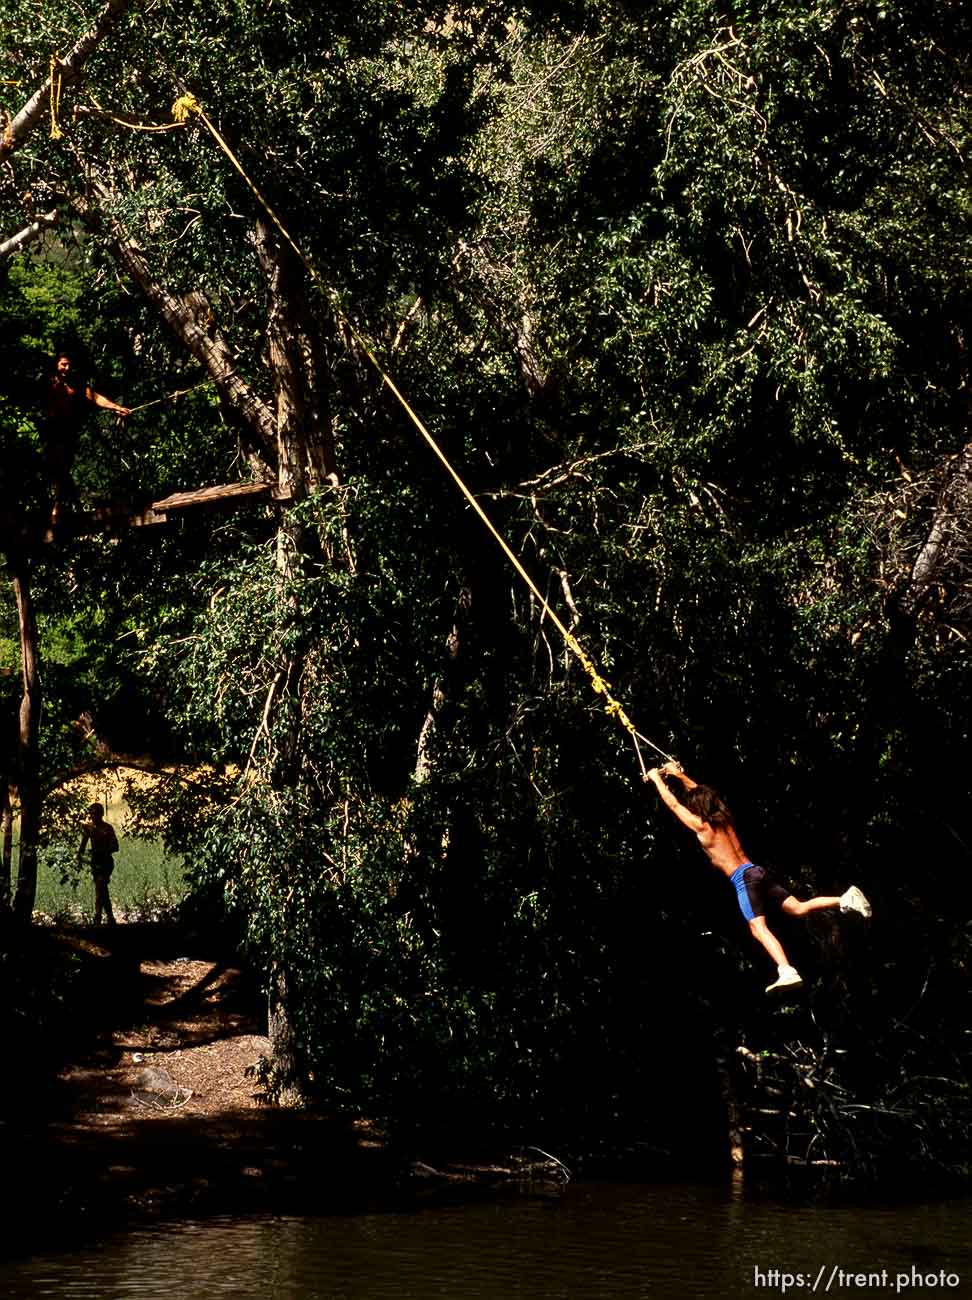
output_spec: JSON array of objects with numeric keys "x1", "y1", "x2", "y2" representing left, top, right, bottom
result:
[
  {"x1": 92, "y1": 502, "x2": 168, "y2": 530},
  {"x1": 152, "y1": 481, "x2": 280, "y2": 513},
  {"x1": 2, "y1": 480, "x2": 290, "y2": 546}
]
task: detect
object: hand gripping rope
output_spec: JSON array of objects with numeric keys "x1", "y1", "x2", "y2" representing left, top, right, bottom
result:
[{"x1": 170, "y1": 93, "x2": 678, "y2": 776}]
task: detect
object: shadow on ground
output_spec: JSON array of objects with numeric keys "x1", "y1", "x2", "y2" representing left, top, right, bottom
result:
[{"x1": 0, "y1": 921, "x2": 397, "y2": 1257}]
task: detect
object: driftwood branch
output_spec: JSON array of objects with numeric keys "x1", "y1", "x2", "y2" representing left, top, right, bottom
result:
[{"x1": 0, "y1": 0, "x2": 133, "y2": 163}]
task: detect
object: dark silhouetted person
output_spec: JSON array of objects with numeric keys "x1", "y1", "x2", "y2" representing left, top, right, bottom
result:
[
  {"x1": 78, "y1": 801, "x2": 120, "y2": 925},
  {"x1": 645, "y1": 762, "x2": 871, "y2": 992},
  {"x1": 43, "y1": 352, "x2": 130, "y2": 528}
]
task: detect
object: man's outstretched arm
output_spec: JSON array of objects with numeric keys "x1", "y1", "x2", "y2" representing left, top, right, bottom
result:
[{"x1": 85, "y1": 386, "x2": 130, "y2": 416}]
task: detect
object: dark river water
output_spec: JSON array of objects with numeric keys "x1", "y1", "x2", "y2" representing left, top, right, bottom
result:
[{"x1": 3, "y1": 1182, "x2": 970, "y2": 1299}]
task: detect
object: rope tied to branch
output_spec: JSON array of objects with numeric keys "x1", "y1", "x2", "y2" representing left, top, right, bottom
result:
[{"x1": 49, "y1": 56, "x2": 63, "y2": 140}]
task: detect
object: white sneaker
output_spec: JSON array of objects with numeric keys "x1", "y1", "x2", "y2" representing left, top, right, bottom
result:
[
  {"x1": 840, "y1": 885, "x2": 872, "y2": 918},
  {"x1": 765, "y1": 965, "x2": 803, "y2": 994}
]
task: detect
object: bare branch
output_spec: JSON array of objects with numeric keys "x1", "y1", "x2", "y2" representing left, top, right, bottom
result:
[
  {"x1": 43, "y1": 756, "x2": 225, "y2": 798},
  {"x1": 389, "y1": 295, "x2": 423, "y2": 356},
  {"x1": 0, "y1": 0, "x2": 134, "y2": 164},
  {"x1": 556, "y1": 568, "x2": 581, "y2": 632},
  {"x1": 415, "y1": 588, "x2": 469, "y2": 784},
  {"x1": 481, "y1": 442, "x2": 654, "y2": 500},
  {"x1": 0, "y1": 209, "x2": 58, "y2": 259},
  {"x1": 242, "y1": 669, "x2": 285, "y2": 784}
]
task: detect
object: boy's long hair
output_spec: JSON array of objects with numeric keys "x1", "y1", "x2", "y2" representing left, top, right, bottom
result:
[{"x1": 679, "y1": 782, "x2": 734, "y2": 828}]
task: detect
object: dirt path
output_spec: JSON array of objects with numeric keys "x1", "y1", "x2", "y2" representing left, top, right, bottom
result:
[
  {"x1": 1, "y1": 923, "x2": 545, "y2": 1258},
  {"x1": 58, "y1": 931, "x2": 271, "y2": 1125},
  {"x1": 3, "y1": 924, "x2": 392, "y2": 1250}
]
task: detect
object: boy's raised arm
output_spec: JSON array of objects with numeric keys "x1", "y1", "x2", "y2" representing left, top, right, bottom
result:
[{"x1": 644, "y1": 766, "x2": 705, "y2": 832}]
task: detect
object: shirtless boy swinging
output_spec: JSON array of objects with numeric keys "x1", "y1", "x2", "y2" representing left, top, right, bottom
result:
[{"x1": 645, "y1": 762, "x2": 871, "y2": 992}]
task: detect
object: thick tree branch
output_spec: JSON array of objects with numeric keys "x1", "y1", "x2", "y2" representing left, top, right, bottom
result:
[
  {"x1": 0, "y1": 210, "x2": 58, "y2": 259},
  {"x1": 113, "y1": 234, "x2": 279, "y2": 465},
  {"x1": 255, "y1": 219, "x2": 339, "y2": 496},
  {"x1": 78, "y1": 180, "x2": 279, "y2": 466},
  {"x1": 0, "y1": 0, "x2": 133, "y2": 163}
]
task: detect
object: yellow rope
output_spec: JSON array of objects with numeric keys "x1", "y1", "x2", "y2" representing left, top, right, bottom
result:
[
  {"x1": 85, "y1": 95, "x2": 187, "y2": 133},
  {"x1": 170, "y1": 92, "x2": 676, "y2": 766},
  {"x1": 126, "y1": 379, "x2": 214, "y2": 414},
  {"x1": 49, "y1": 56, "x2": 63, "y2": 140}
]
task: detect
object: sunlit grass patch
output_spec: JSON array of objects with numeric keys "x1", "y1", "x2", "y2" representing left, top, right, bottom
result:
[{"x1": 32, "y1": 775, "x2": 188, "y2": 924}]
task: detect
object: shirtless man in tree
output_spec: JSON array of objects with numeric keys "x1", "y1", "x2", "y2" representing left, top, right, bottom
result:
[
  {"x1": 43, "y1": 352, "x2": 130, "y2": 527},
  {"x1": 645, "y1": 762, "x2": 871, "y2": 992}
]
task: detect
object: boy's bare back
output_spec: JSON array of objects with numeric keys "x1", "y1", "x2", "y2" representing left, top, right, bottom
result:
[{"x1": 694, "y1": 821, "x2": 749, "y2": 876}]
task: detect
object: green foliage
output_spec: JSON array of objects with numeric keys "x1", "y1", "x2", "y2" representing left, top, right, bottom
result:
[
  {"x1": 32, "y1": 838, "x2": 186, "y2": 924},
  {"x1": 1, "y1": 0, "x2": 968, "y2": 1175}
]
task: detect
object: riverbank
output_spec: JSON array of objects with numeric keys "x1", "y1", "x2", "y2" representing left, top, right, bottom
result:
[
  {"x1": 0, "y1": 921, "x2": 562, "y2": 1258},
  {"x1": 3, "y1": 919, "x2": 964, "y2": 1261}
]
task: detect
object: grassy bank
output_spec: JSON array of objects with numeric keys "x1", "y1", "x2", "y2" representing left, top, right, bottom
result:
[{"x1": 31, "y1": 776, "x2": 187, "y2": 923}]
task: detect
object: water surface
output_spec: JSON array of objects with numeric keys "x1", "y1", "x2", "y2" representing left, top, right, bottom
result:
[{"x1": 5, "y1": 1182, "x2": 970, "y2": 1298}]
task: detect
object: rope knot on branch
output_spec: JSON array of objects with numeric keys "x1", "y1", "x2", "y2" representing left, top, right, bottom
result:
[
  {"x1": 49, "y1": 56, "x2": 64, "y2": 139},
  {"x1": 172, "y1": 93, "x2": 201, "y2": 123}
]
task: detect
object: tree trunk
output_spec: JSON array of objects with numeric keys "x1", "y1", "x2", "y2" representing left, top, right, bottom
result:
[
  {"x1": 256, "y1": 221, "x2": 315, "y2": 789},
  {"x1": 713, "y1": 1030, "x2": 745, "y2": 1170},
  {"x1": 415, "y1": 587, "x2": 471, "y2": 784},
  {"x1": 255, "y1": 219, "x2": 340, "y2": 499},
  {"x1": 266, "y1": 967, "x2": 304, "y2": 1107},
  {"x1": 252, "y1": 223, "x2": 344, "y2": 1093},
  {"x1": 0, "y1": 782, "x2": 12, "y2": 914},
  {"x1": 894, "y1": 439, "x2": 972, "y2": 626},
  {"x1": 11, "y1": 562, "x2": 42, "y2": 923}
]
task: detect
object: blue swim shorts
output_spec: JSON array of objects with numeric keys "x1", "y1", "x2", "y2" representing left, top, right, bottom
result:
[{"x1": 730, "y1": 863, "x2": 790, "y2": 922}]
